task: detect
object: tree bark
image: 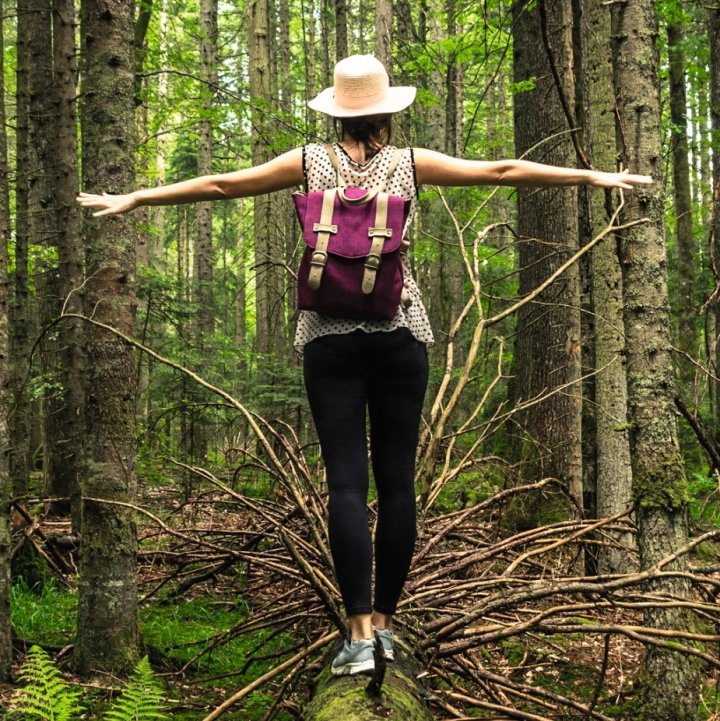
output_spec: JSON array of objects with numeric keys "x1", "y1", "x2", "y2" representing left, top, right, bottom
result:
[
  {"x1": 374, "y1": 0, "x2": 392, "y2": 71},
  {"x1": 395, "y1": 0, "x2": 414, "y2": 144},
  {"x1": 335, "y1": 0, "x2": 348, "y2": 61},
  {"x1": 708, "y1": 3, "x2": 720, "y2": 432},
  {"x1": 584, "y1": 0, "x2": 634, "y2": 574},
  {"x1": 26, "y1": 0, "x2": 67, "y2": 521},
  {"x1": 0, "y1": 5, "x2": 13, "y2": 681},
  {"x1": 667, "y1": 19, "x2": 696, "y2": 375},
  {"x1": 249, "y1": 0, "x2": 286, "y2": 379},
  {"x1": 196, "y1": 0, "x2": 217, "y2": 341},
  {"x1": 511, "y1": 0, "x2": 583, "y2": 520},
  {"x1": 11, "y1": 0, "x2": 33, "y2": 499},
  {"x1": 304, "y1": 652, "x2": 432, "y2": 721},
  {"x1": 610, "y1": 2, "x2": 701, "y2": 718},
  {"x1": 186, "y1": 0, "x2": 218, "y2": 461},
  {"x1": 50, "y1": 0, "x2": 85, "y2": 530},
  {"x1": 74, "y1": 0, "x2": 140, "y2": 676},
  {"x1": 236, "y1": 198, "x2": 247, "y2": 387},
  {"x1": 418, "y1": 1, "x2": 464, "y2": 368}
]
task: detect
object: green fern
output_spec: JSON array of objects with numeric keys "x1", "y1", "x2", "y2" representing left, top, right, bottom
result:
[
  {"x1": 103, "y1": 655, "x2": 170, "y2": 721},
  {"x1": 11, "y1": 644, "x2": 84, "y2": 721}
]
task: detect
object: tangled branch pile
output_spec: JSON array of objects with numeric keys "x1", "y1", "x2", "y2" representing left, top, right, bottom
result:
[
  {"x1": 24, "y1": 207, "x2": 717, "y2": 719},
  {"x1": 128, "y1": 422, "x2": 720, "y2": 721}
]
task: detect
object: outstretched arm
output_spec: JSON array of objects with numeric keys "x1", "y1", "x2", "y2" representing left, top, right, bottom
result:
[
  {"x1": 413, "y1": 148, "x2": 652, "y2": 190},
  {"x1": 77, "y1": 148, "x2": 305, "y2": 217}
]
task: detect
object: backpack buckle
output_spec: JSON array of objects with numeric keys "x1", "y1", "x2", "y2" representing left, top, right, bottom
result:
[
  {"x1": 365, "y1": 253, "x2": 381, "y2": 270},
  {"x1": 311, "y1": 250, "x2": 328, "y2": 267}
]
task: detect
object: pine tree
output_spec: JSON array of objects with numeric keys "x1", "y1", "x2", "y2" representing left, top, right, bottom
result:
[
  {"x1": 73, "y1": 0, "x2": 141, "y2": 676},
  {"x1": 610, "y1": 1, "x2": 701, "y2": 717}
]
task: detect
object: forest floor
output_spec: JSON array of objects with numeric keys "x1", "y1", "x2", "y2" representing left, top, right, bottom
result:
[{"x1": 2, "y1": 466, "x2": 720, "y2": 720}]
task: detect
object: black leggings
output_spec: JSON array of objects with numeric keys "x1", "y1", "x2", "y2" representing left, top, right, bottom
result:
[{"x1": 303, "y1": 328, "x2": 428, "y2": 616}]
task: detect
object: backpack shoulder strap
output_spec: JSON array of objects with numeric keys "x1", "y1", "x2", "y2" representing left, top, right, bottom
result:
[
  {"x1": 325, "y1": 144, "x2": 344, "y2": 188},
  {"x1": 381, "y1": 148, "x2": 404, "y2": 190}
]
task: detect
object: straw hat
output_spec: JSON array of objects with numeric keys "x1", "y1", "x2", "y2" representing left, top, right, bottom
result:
[{"x1": 308, "y1": 55, "x2": 416, "y2": 118}]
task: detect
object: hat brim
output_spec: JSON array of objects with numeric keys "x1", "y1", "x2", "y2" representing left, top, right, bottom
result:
[{"x1": 308, "y1": 86, "x2": 417, "y2": 118}]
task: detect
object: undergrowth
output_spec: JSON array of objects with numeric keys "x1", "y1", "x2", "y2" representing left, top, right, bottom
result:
[
  {"x1": 9, "y1": 579, "x2": 295, "y2": 719},
  {"x1": 8, "y1": 646, "x2": 168, "y2": 721}
]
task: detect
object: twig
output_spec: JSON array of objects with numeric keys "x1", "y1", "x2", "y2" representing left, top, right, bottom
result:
[{"x1": 200, "y1": 631, "x2": 338, "y2": 721}]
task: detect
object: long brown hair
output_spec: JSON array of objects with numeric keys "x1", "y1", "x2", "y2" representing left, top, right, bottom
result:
[{"x1": 338, "y1": 115, "x2": 394, "y2": 157}]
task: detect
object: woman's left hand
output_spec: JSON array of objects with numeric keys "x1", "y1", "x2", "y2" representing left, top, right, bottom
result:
[
  {"x1": 587, "y1": 168, "x2": 654, "y2": 190},
  {"x1": 77, "y1": 191, "x2": 139, "y2": 216}
]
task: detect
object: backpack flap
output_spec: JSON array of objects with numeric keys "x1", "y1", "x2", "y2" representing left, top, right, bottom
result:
[
  {"x1": 293, "y1": 188, "x2": 410, "y2": 259},
  {"x1": 292, "y1": 157, "x2": 412, "y2": 320}
]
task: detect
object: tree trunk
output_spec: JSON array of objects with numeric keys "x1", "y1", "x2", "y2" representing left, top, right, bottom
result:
[
  {"x1": 50, "y1": 0, "x2": 85, "y2": 530},
  {"x1": 574, "y1": 0, "x2": 596, "y2": 535},
  {"x1": 667, "y1": 19, "x2": 696, "y2": 379},
  {"x1": 610, "y1": 2, "x2": 701, "y2": 718},
  {"x1": 395, "y1": 0, "x2": 414, "y2": 144},
  {"x1": 335, "y1": 0, "x2": 348, "y2": 61},
  {"x1": 304, "y1": 652, "x2": 432, "y2": 721},
  {"x1": 11, "y1": 0, "x2": 33, "y2": 499},
  {"x1": 419, "y1": 1, "x2": 464, "y2": 368},
  {"x1": 186, "y1": 0, "x2": 218, "y2": 461},
  {"x1": 249, "y1": 0, "x2": 286, "y2": 383},
  {"x1": 236, "y1": 198, "x2": 247, "y2": 389},
  {"x1": 584, "y1": 0, "x2": 634, "y2": 574},
  {"x1": 511, "y1": 0, "x2": 583, "y2": 520},
  {"x1": 74, "y1": 0, "x2": 140, "y2": 676},
  {"x1": 196, "y1": 0, "x2": 216, "y2": 343},
  {"x1": 374, "y1": 0, "x2": 392, "y2": 71},
  {"x1": 0, "y1": 5, "x2": 13, "y2": 681},
  {"x1": 27, "y1": 0, "x2": 66, "y2": 521},
  {"x1": 708, "y1": 3, "x2": 720, "y2": 433}
]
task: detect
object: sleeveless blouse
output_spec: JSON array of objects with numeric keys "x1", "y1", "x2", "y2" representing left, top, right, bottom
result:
[{"x1": 293, "y1": 142, "x2": 435, "y2": 353}]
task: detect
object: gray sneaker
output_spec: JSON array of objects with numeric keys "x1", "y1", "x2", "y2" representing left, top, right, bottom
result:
[
  {"x1": 374, "y1": 628, "x2": 395, "y2": 661},
  {"x1": 331, "y1": 638, "x2": 376, "y2": 676}
]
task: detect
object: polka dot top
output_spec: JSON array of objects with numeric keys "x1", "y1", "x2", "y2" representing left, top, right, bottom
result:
[{"x1": 293, "y1": 142, "x2": 435, "y2": 353}]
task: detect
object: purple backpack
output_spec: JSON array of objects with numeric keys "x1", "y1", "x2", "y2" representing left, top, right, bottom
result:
[{"x1": 293, "y1": 145, "x2": 411, "y2": 321}]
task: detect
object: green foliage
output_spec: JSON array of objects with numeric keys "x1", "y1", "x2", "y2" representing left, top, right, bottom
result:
[
  {"x1": 10, "y1": 645, "x2": 84, "y2": 721},
  {"x1": 688, "y1": 472, "x2": 720, "y2": 527},
  {"x1": 509, "y1": 77, "x2": 537, "y2": 95},
  {"x1": 10, "y1": 578, "x2": 77, "y2": 646},
  {"x1": 9, "y1": 648, "x2": 169, "y2": 721},
  {"x1": 104, "y1": 656, "x2": 170, "y2": 721}
]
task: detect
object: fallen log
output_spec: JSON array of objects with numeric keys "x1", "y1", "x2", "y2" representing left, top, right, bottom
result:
[{"x1": 304, "y1": 635, "x2": 433, "y2": 721}]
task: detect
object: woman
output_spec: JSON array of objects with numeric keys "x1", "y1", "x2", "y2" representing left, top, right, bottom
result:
[{"x1": 78, "y1": 55, "x2": 652, "y2": 676}]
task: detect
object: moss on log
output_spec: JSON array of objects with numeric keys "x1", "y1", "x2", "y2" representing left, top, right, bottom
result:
[{"x1": 304, "y1": 642, "x2": 433, "y2": 721}]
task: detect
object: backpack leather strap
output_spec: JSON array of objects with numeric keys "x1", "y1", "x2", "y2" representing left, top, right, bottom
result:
[
  {"x1": 362, "y1": 193, "x2": 391, "y2": 294},
  {"x1": 307, "y1": 189, "x2": 337, "y2": 291},
  {"x1": 325, "y1": 144, "x2": 345, "y2": 188}
]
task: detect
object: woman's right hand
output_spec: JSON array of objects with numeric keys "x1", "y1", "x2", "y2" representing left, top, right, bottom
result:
[{"x1": 76, "y1": 192, "x2": 139, "y2": 217}]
